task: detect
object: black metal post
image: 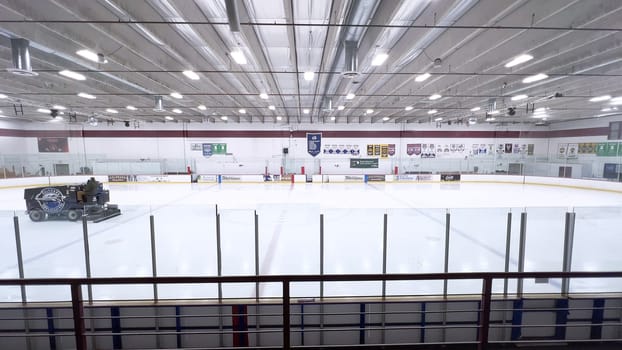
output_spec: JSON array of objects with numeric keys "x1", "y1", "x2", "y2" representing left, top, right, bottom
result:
[
  {"x1": 283, "y1": 280, "x2": 290, "y2": 350},
  {"x1": 478, "y1": 277, "x2": 493, "y2": 350},
  {"x1": 71, "y1": 283, "x2": 87, "y2": 350}
]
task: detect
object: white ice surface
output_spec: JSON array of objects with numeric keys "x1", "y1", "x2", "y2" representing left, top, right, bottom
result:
[{"x1": 0, "y1": 182, "x2": 621, "y2": 301}]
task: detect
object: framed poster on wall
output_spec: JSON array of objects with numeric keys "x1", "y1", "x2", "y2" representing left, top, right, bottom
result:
[{"x1": 38, "y1": 137, "x2": 68, "y2": 152}]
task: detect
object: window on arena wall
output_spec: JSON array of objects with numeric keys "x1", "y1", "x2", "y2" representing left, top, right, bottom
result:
[{"x1": 609, "y1": 121, "x2": 622, "y2": 140}]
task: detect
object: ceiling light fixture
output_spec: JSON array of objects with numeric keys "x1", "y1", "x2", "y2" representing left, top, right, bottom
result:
[
  {"x1": 589, "y1": 95, "x2": 611, "y2": 102},
  {"x1": 346, "y1": 93, "x2": 355, "y2": 100},
  {"x1": 259, "y1": 93, "x2": 269, "y2": 99},
  {"x1": 126, "y1": 105, "x2": 137, "y2": 110},
  {"x1": 434, "y1": 117, "x2": 443, "y2": 121},
  {"x1": 37, "y1": 108, "x2": 51, "y2": 114},
  {"x1": 198, "y1": 105, "x2": 207, "y2": 110},
  {"x1": 330, "y1": 116, "x2": 336, "y2": 121},
  {"x1": 77, "y1": 92, "x2": 96, "y2": 99},
  {"x1": 276, "y1": 116, "x2": 282, "y2": 121},
  {"x1": 303, "y1": 109, "x2": 310, "y2": 114},
  {"x1": 415, "y1": 73, "x2": 431, "y2": 82},
  {"x1": 428, "y1": 109, "x2": 437, "y2": 114},
  {"x1": 238, "y1": 109, "x2": 246, "y2": 114},
  {"x1": 489, "y1": 110, "x2": 500, "y2": 115},
  {"x1": 50, "y1": 116, "x2": 63, "y2": 122},
  {"x1": 106, "y1": 108, "x2": 118, "y2": 114},
  {"x1": 337, "y1": 105, "x2": 345, "y2": 110},
  {"x1": 182, "y1": 70, "x2": 200, "y2": 80},
  {"x1": 76, "y1": 49, "x2": 107, "y2": 63},
  {"x1": 504, "y1": 54, "x2": 533, "y2": 68},
  {"x1": 52, "y1": 105, "x2": 66, "y2": 110},
  {"x1": 268, "y1": 105, "x2": 275, "y2": 110},
  {"x1": 303, "y1": 71, "x2": 314, "y2": 81},
  {"x1": 165, "y1": 116, "x2": 174, "y2": 121},
  {"x1": 382, "y1": 116, "x2": 390, "y2": 121},
  {"x1": 366, "y1": 109, "x2": 374, "y2": 114},
  {"x1": 221, "y1": 116, "x2": 228, "y2": 120},
  {"x1": 371, "y1": 53, "x2": 389, "y2": 66},
  {"x1": 170, "y1": 92, "x2": 183, "y2": 99},
  {"x1": 522, "y1": 73, "x2": 548, "y2": 84},
  {"x1": 230, "y1": 50, "x2": 247, "y2": 64},
  {"x1": 486, "y1": 117, "x2": 496, "y2": 121},
  {"x1": 172, "y1": 108, "x2": 182, "y2": 114},
  {"x1": 59, "y1": 70, "x2": 86, "y2": 81},
  {"x1": 405, "y1": 106, "x2": 413, "y2": 111},
  {"x1": 470, "y1": 107, "x2": 481, "y2": 112},
  {"x1": 429, "y1": 94, "x2": 442, "y2": 100},
  {"x1": 511, "y1": 94, "x2": 528, "y2": 101},
  {"x1": 0, "y1": 94, "x2": 7, "y2": 99},
  {"x1": 610, "y1": 97, "x2": 622, "y2": 106}
]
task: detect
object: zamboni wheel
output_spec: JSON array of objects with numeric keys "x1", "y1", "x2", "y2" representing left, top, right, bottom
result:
[
  {"x1": 67, "y1": 209, "x2": 82, "y2": 222},
  {"x1": 29, "y1": 209, "x2": 46, "y2": 222}
]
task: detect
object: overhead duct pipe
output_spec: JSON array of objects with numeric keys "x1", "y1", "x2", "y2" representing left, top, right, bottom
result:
[
  {"x1": 342, "y1": 41, "x2": 360, "y2": 78},
  {"x1": 153, "y1": 96, "x2": 164, "y2": 112},
  {"x1": 225, "y1": 0, "x2": 241, "y2": 33},
  {"x1": 7, "y1": 38, "x2": 38, "y2": 76}
]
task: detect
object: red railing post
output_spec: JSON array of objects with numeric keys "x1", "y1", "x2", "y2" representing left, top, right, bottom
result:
[
  {"x1": 478, "y1": 276, "x2": 493, "y2": 350},
  {"x1": 283, "y1": 280, "x2": 290, "y2": 350},
  {"x1": 71, "y1": 283, "x2": 87, "y2": 350}
]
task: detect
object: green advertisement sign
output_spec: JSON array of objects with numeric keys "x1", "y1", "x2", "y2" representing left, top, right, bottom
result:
[
  {"x1": 606, "y1": 142, "x2": 619, "y2": 157},
  {"x1": 212, "y1": 143, "x2": 227, "y2": 154},
  {"x1": 596, "y1": 143, "x2": 607, "y2": 156},
  {"x1": 350, "y1": 158, "x2": 379, "y2": 168}
]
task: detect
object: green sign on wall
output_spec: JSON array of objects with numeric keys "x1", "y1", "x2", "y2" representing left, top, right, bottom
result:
[
  {"x1": 596, "y1": 143, "x2": 607, "y2": 156},
  {"x1": 212, "y1": 143, "x2": 227, "y2": 154},
  {"x1": 606, "y1": 142, "x2": 619, "y2": 157},
  {"x1": 350, "y1": 158, "x2": 379, "y2": 168}
]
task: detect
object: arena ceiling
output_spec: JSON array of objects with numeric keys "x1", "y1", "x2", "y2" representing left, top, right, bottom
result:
[{"x1": 0, "y1": 0, "x2": 621, "y2": 125}]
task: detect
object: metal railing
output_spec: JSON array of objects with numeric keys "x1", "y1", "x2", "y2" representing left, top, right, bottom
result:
[{"x1": 1, "y1": 271, "x2": 622, "y2": 350}]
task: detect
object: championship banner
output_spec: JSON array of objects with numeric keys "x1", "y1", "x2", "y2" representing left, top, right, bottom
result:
[
  {"x1": 202, "y1": 143, "x2": 213, "y2": 157},
  {"x1": 557, "y1": 143, "x2": 568, "y2": 158},
  {"x1": 388, "y1": 144, "x2": 396, "y2": 156},
  {"x1": 38, "y1": 137, "x2": 69, "y2": 152},
  {"x1": 407, "y1": 144, "x2": 421, "y2": 156},
  {"x1": 567, "y1": 143, "x2": 578, "y2": 158},
  {"x1": 307, "y1": 133, "x2": 321, "y2": 157}
]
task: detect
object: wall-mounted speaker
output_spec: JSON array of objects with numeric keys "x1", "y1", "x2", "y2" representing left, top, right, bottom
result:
[{"x1": 283, "y1": 147, "x2": 289, "y2": 154}]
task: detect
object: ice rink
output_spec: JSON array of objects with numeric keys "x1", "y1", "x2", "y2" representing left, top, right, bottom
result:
[{"x1": 1, "y1": 181, "x2": 621, "y2": 302}]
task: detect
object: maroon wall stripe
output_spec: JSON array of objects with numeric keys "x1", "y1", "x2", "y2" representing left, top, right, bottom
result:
[{"x1": 0, "y1": 127, "x2": 609, "y2": 139}]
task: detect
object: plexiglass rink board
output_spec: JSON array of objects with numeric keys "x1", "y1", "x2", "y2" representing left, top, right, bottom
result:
[
  {"x1": 571, "y1": 206, "x2": 622, "y2": 293},
  {"x1": 219, "y1": 209, "x2": 256, "y2": 298},
  {"x1": 0, "y1": 211, "x2": 21, "y2": 302},
  {"x1": 385, "y1": 208, "x2": 446, "y2": 296},
  {"x1": 153, "y1": 204, "x2": 218, "y2": 299}
]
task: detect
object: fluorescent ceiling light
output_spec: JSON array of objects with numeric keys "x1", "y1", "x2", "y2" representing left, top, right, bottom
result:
[
  {"x1": 106, "y1": 108, "x2": 118, "y2": 114},
  {"x1": 511, "y1": 94, "x2": 528, "y2": 101},
  {"x1": 259, "y1": 93, "x2": 269, "y2": 99},
  {"x1": 76, "y1": 49, "x2": 107, "y2": 63},
  {"x1": 366, "y1": 109, "x2": 374, "y2": 114},
  {"x1": 37, "y1": 108, "x2": 51, "y2": 113},
  {"x1": 434, "y1": 117, "x2": 443, "y2": 121},
  {"x1": 182, "y1": 70, "x2": 200, "y2": 80},
  {"x1": 59, "y1": 70, "x2": 86, "y2": 81},
  {"x1": 534, "y1": 107, "x2": 547, "y2": 113},
  {"x1": 52, "y1": 105, "x2": 66, "y2": 110},
  {"x1": 330, "y1": 116, "x2": 336, "y2": 121},
  {"x1": 303, "y1": 109, "x2": 310, "y2": 114},
  {"x1": 405, "y1": 106, "x2": 413, "y2": 111},
  {"x1": 382, "y1": 117, "x2": 390, "y2": 121},
  {"x1": 486, "y1": 117, "x2": 496, "y2": 121},
  {"x1": 172, "y1": 108, "x2": 182, "y2": 114},
  {"x1": 221, "y1": 116, "x2": 228, "y2": 120},
  {"x1": 77, "y1": 92, "x2": 96, "y2": 99},
  {"x1": 165, "y1": 116, "x2": 174, "y2": 121},
  {"x1": 489, "y1": 110, "x2": 500, "y2": 115},
  {"x1": 303, "y1": 71, "x2": 314, "y2": 81},
  {"x1": 0, "y1": 94, "x2": 7, "y2": 99},
  {"x1": 276, "y1": 116, "x2": 282, "y2": 121},
  {"x1": 337, "y1": 105, "x2": 345, "y2": 110},
  {"x1": 346, "y1": 93, "x2": 355, "y2": 100},
  {"x1": 268, "y1": 105, "x2": 276, "y2": 110},
  {"x1": 522, "y1": 73, "x2": 548, "y2": 83},
  {"x1": 170, "y1": 92, "x2": 183, "y2": 99},
  {"x1": 611, "y1": 98, "x2": 622, "y2": 106},
  {"x1": 428, "y1": 109, "x2": 437, "y2": 114},
  {"x1": 198, "y1": 105, "x2": 207, "y2": 110},
  {"x1": 429, "y1": 94, "x2": 441, "y2": 100},
  {"x1": 601, "y1": 107, "x2": 617, "y2": 112},
  {"x1": 126, "y1": 105, "x2": 137, "y2": 110},
  {"x1": 505, "y1": 54, "x2": 533, "y2": 68},
  {"x1": 470, "y1": 107, "x2": 481, "y2": 112},
  {"x1": 238, "y1": 109, "x2": 246, "y2": 114},
  {"x1": 589, "y1": 95, "x2": 611, "y2": 102},
  {"x1": 371, "y1": 53, "x2": 389, "y2": 66},
  {"x1": 415, "y1": 73, "x2": 431, "y2": 82},
  {"x1": 230, "y1": 50, "x2": 247, "y2": 65}
]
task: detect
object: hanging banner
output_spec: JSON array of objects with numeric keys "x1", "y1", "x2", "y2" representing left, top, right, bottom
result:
[
  {"x1": 388, "y1": 144, "x2": 396, "y2": 156},
  {"x1": 557, "y1": 143, "x2": 568, "y2": 158},
  {"x1": 567, "y1": 143, "x2": 578, "y2": 158},
  {"x1": 202, "y1": 143, "x2": 213, "y2": 157},
  {"x1": 307, "y1": 133, "x2": 321, "y2": 157}
]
